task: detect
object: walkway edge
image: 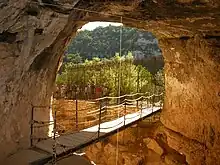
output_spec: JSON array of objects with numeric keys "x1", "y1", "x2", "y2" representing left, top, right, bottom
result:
[{"x1": 30, "y1": 109, "x2": 161, "y2": 165}]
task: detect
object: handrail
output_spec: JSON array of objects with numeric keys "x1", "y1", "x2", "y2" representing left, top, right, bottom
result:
[
  {"x1": 31, "y1": 92, "x2": 164, "y2": 147},
  {"x1": 53, "y1": 105, "x2": 98, "y2": 112},
  {"x1": 87, "y1": 106, "x2": 107, "y2": 115},
  {"x1": 102, "y1": 114, "x2": 116, "y2": 119},
  {"x1": 142, "y1": 93, "x2": 163, "y2": 99},
  {"x1": 106, "y1": 103, "x2": 125, "y2": 109},
  {"x1": 124, "y1": 96, "x2": 143, "y2": 102},
  {"x1": 95, "y1": 92, "x2": 149, "y2": 101},
  {"x1": 32, "y1": 95, "x2": 163, "y2": 125}
]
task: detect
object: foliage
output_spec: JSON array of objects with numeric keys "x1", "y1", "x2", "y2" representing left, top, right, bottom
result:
[
  {"x1": 63, "y1": 25, "x2": 163, "y2": 74},
  {"x1": 65, "y1": 53, "x2": 82, "y2": 64},
  {"x1": 56, "y1": 25, "x2": 165, "y2": 98},
  {"x1": 153, "y1": 69, "x2": 165, "y2": 93},
  {"x1": 56, "y1": 54, "x2": 164, "y2": 99},
  {"x1": 66, "y1": 25, "x2": 161, "y2": 60}
]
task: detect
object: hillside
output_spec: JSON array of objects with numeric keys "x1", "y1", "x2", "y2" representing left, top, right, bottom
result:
[{"x1": 65, "y1": 25, "x2": 163, "y2": 73}]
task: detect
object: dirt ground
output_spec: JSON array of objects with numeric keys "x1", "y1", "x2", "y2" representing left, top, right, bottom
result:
[
  {"x1": 53, "y1": 99, "x2": 99, "y2": 133},
  {"x1": 53, "y1": 99, "x2": 138, "y2": 134}
]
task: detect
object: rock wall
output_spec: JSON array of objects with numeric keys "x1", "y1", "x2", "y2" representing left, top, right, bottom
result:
[
  {"x1": 84, "y1": 32, "x2": 220, "y2": 165},
  {"x1": 1, "y1": 0, "x2": 220, "y2": 163},
  {"x1": 84, "y1": 120, "x2": 188, "y2": 165},
  {"x1": 160, "y1": 35, "x2": 220, "y2": 164},
  {"x1": 0, "y1": 0, "x2": 72, "y2": 160}
]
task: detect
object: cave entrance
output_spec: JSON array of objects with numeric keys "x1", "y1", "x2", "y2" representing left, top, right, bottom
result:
[
  {"x1": 2, "y1": 0, "x2": 220, "y2": 163},
  {"x1": 51, "y1": 21, "x2": 164, "y2": 135}
]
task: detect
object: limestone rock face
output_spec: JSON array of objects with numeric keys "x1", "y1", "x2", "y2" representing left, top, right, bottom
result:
[
  {"x1": 143, "y1": 138, "x2": 164, "y2": 155},
  {"x1": 85, "y1": 127, "x2": 148, "y2": 165},
  {"x1": 0, "y1": 0, "x2": 72, "y2": 160},
  {"x1": 84, "y1": 123, "x2": 188, "y2": 165},
  {"x1": 1, "y1": 0, "x2": 220, "y2": 163},
  {"x1": 160, "y1": 35, "x2": 220, "y2": 164}
]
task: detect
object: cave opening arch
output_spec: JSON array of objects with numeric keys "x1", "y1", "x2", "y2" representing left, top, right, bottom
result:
[
  {"x1": 1, "y1": 1, "x2": 220, "y2": 164},
  {"x1": 56, "y1": 20, "x2": 164, "y2": 99}
]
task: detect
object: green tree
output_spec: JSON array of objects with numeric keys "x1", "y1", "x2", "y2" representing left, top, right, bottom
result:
[
  {"x1": 66, "y1": 26, "x2": 161, "y2": 61},
  {"x1": 56, "y1": 54, "x2": 160, "y2": 99},
  {"x1": 66, "y1": 53, "x2": 82, "y2": 64}
]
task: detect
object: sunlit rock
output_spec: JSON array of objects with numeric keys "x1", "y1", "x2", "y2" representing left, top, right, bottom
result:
[
  {"x1": 1, "y1": 0, "x2": 220, "y2": 164},
  {"x1": 143, "y1": 138, "x2": 164, "y2": 155}
]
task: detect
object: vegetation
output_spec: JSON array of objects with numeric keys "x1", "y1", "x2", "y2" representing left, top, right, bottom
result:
[
  {"x1": 62, "y1": 26, "x2": 163, "y2": 74},
  {"x1": 56, "y1": 25, "x2": 164, "y2": 99},
  {"x1": 66, "y1": 26, "x2": 161, "y2": 60},
  {"x1": 56, "y1": 54, "x2": 164, "y2": 99}
]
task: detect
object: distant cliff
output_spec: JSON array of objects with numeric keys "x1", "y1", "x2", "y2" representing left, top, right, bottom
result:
[{"x1": 66, "y1": 25, "x2": 163, "y2": 73}]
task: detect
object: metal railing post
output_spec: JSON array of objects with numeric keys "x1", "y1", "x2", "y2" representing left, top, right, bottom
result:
[
  {"x1": 75, "y1": 90, "x2": 78, "y2": 130},
  {"x1": 105, "y1": 98, "x2": 108, "y2": 122},
  {"x1": 152, "y1": 95, "x2": 155, "y2": 121},
  {"x1": 136, "y1": 99, "x2": 138, "y2": 111},
  {"x1": 30, "y1": 106, "x2": 34, "y2": 147},
  {"x1": 140, "y1": 97, "x2": 143, "y2": 119},
  {"x1": 98, "y1": 100, "x2": 102, "y2": 138},
  {"x1": 152, "y1": 95, "x2": 155, "y2": 113},
  {"x1": 124, "y1": 100, "x2": 126, "y2": 126},
  {"x1": 52, "y1": 109, "x2": 57, "y2": 165},
  {"x1": 146, "y1": 97, "x2": 149, "y2": 108},
  {"x1": 160, "y1": 93, "x2": 163, "y2": 109}
]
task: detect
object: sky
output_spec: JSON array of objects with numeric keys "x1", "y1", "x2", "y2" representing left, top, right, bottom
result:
[{"x1": 79, "y1": 21, "x2": 122, "y2": 31}]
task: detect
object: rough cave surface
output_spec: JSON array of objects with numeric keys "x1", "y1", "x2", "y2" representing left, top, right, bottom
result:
[
  {"x1": 84, "y1": 120, "x2": 189, "y2": 165},
  {"x1": 0, "y1": 0, "x2": 220, "y2": 164}
]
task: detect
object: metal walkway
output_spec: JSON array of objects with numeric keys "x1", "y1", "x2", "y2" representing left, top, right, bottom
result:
[
  {"x1": 30, "y1": 93, "x2": 163, "y2": 164},
  {"x1": 35, "y1": 107, "x2": 160, "y2": 154}
]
